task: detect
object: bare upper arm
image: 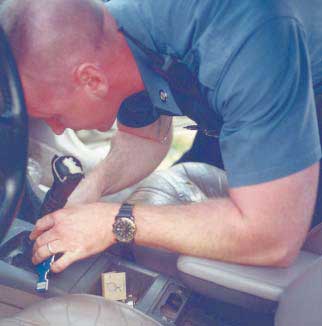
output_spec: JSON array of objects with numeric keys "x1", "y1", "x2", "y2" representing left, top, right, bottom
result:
[{"x1": 229, "y1": 162, "x2": 320, "y2": 264}]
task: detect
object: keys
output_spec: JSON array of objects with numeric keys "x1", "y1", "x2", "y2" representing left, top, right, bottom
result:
[{"x1": 36, "y1": 256, "x2": 54, "y2": 292}]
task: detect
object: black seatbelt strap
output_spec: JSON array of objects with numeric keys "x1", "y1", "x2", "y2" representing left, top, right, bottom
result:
[{"x1": 119, "y1": 27, "x2": 220, "y2": 138}]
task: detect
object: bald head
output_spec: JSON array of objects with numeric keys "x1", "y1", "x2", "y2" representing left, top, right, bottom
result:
[
  {"x1": 0, "y1": 0, "x2": 117, "y2": 76},
  {"x1": 0, "y1": 0, "x2": 143, "y2": 130}
]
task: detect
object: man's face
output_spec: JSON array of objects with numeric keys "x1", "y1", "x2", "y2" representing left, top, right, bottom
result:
[{"x1": 22, "y1": 74, "x2": 118, "y2": 135}]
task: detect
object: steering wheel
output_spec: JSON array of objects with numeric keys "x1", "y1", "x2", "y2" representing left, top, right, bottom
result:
[{"x1": 0, "y1": 26, "x2": 28, "y2": 243}]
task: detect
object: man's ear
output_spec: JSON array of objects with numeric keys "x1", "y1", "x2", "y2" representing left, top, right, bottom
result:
[{"x1": 74, "y1": 63, "x2": 109, "y2": 98}]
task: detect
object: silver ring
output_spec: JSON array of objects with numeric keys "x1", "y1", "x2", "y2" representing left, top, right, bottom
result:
[{"x1": 47, "y1": 242, "x2": 54, "y2": 255}]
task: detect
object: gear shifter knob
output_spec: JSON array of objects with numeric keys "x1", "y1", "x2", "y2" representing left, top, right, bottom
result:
[{"x1": 39, "y1": 155, "x2": 84, "y2": 217}]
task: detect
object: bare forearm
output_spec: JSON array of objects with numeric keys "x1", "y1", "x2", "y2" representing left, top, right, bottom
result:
[
  {"x1": 94, "y1": 130, "x2": 171, "y2": 195},
  {"x1": 134, "y1": 197, "x2": 309, "y2": 267},
  {"x1": 134, "y1": 199, "x2": 260, "y2": 265},
  {"x1": 67, "y1": 117, "x2": 172, "y2": 206}
]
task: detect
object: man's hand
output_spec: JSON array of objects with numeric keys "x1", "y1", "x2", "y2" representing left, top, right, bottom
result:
[{"x1": 30, "y1": 202, "x2": 119, "y2": 273}]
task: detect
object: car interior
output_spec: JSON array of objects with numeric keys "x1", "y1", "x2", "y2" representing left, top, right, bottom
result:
[{"x1": 0, "y1": 3, "x2": 322, "y2": 325}]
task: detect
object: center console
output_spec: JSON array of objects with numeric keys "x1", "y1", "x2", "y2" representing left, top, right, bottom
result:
[{"x1": 0, "y1": 219, "x2": 190, "y2": 325}]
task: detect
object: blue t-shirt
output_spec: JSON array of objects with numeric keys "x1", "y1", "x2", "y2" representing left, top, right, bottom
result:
[{"x1": 106, "y1": 0, "x2": 322, "y2": 187}]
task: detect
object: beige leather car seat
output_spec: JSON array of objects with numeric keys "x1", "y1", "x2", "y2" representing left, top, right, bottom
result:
[{"x1": 0, "y1": 294, "x2": 161, "y2": 326}]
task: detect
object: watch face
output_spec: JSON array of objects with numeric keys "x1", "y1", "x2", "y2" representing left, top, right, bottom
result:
[{"x1": 113, "y1": 217, "x2": 136, "y2": 243}]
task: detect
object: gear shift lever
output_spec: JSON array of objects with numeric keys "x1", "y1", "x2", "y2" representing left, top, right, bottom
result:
[
  {"x1": 35, "y1": 155, "x2": 84, "y2": 291},
  {"x1": 0, "y1": 156, "x2": 84, "y2": 274}
]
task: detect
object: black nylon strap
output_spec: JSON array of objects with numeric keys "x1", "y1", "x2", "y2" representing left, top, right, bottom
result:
[
  {"x1": 116, "y1": 203, "x2": 135, "y2": 221},
  {"x1": 119, "y1": 27, "x2": 222, "y2": 138}
]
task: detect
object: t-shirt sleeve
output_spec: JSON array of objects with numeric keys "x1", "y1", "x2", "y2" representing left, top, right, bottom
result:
[
  {"x1": 215, "y1": 18, "x2": 321, "y2": 187},
  {"x1": 117, "y1": 91, "x2": 160, "y2": 128}
]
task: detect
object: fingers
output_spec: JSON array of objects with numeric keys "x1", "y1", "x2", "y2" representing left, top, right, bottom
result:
[
  {"x1": 30, "y1": 214, "x2": 55, "y2": 241},
  {"x1": 32, "y1": 240, "x2": 79, "y2": 273},
  {"x1": 30, "y1": 208, "x2": 72, "y2": 241},
  {"x1": 51, "y1": 252, "x2": 78, "y2": 273},
  {"x1": 32, "y1": 231, "x2": 60, "y2": 255},
  {"x1": 32, "y1": 239, "x2": 64, "y2": 265},
  {"x1": 30, "y1": 207, "x2": 82, "y2": 272}
]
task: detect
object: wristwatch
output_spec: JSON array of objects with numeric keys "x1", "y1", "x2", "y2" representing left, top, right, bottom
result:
[{"x1": 112, "y1": 203, "x2": 136, "y2": 243}]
